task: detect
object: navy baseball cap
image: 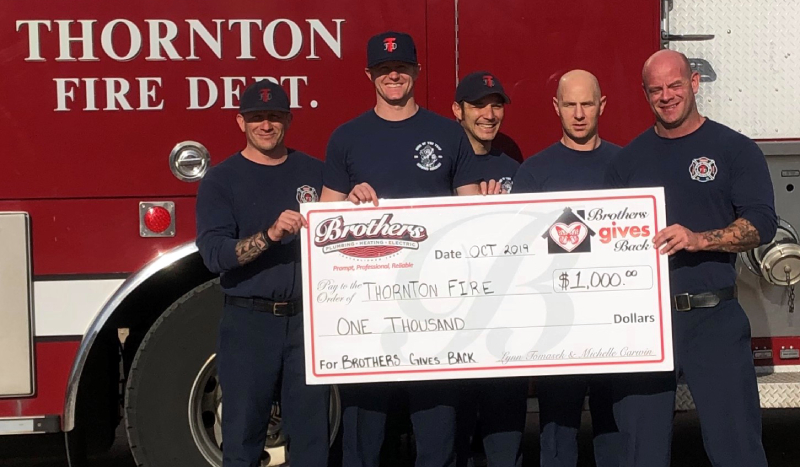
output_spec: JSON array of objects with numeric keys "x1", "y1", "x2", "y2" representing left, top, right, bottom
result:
[
  {"x1": 367, "y1": 31, "x2": 418, "y2": 68},
  {"x1": 455, "y1": 71, "x2": 511, "y2": 104},
  {"x1": 239, "y1": 80, "x2": 290, "y2": 114}
]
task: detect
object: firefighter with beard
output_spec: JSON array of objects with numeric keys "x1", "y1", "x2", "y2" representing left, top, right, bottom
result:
[
  {"x1": 451, "y1": 70, "x2": 526, "y2": 467},
  {"x1": 195, "y1": 80, "x2": 330, "y2": 467},
  {"x1": 606, "y1": 49, "x2": 775, "y2": 467}
]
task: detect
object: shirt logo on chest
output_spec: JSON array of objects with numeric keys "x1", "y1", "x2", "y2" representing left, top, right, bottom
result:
[
  {"x1": 499, "y1": 176, "x2": 513, "y2": 193},
  {"x1": 414, "y1": 141, "x2": 443, "y2": 171},
  {"x1": 689, "y1": 157, "x2": 717, "y2": 183},
  {"x1": 296, "y1": 185, "x2": 318, "y2": 203}
]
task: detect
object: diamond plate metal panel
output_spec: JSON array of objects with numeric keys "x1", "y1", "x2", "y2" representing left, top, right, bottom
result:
[
  {"x1": 676, "y1": 371, "x2": 800, "y2": 411},
  {"x1": 668, "y1": 0, "x2": 800, "y2": 139}
]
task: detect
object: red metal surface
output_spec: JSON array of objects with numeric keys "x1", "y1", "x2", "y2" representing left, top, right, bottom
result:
[
  {"x1": 0, "y1": 340, "x2": 79, "y2": 418},
  {"x1": 456, "y1": 0, "x2": 661, "y2": 159},
  {"x1": 0, "y1": 1, "x2": 430, "y2": 200},
  {"x1": 424, "y1": 0, "x2": 457, "y2": 117},
  {"x1": 0, "y1": 198, "x2": 196, "y2": 275},
  {"x1": 752, "y1": 337, "x2": 800, "y2": 366}
]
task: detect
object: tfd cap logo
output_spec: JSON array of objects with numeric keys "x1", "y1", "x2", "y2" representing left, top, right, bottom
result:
[
  {"x1": 259, "y1": 89, "x2": 271, "y2": 102},
  {"x1": 483, "y1": 75, "x2": 495, "y2": 87},
  {"x1": 314, "y1": 213, "x2": 428, "y2": 258},
  {"x1": 383, "y1": 37, "x2": 398, "y2": 52}
]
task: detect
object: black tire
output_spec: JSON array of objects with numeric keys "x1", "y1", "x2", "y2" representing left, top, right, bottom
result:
[
  {"x1": 124, "y1": 279, "x2": 223, "y2": 466},
  {"x1": 124, "y1": 279, "x2": 341, "y2": 467}
]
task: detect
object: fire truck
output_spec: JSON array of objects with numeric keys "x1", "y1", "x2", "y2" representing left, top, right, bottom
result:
[{"x1": 1, "y1": 0, "x2": 798, "y2": 465}]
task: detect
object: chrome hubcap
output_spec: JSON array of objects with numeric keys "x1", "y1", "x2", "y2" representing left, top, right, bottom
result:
[{"x1": 188, "y1": 354, "x2": 340, "y2": 466}]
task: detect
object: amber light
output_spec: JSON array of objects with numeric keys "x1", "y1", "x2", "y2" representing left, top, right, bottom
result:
[{"x1": 144, "y1": 206, "x2": 172, "y2": 233}]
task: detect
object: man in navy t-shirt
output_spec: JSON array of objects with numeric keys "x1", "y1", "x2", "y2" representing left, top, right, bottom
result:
[
  {"x1": 451, "y1": 71, "x2": 526, "y2": 467},
  {"x1": 514, "y1": 70, "x2": 623, "y2": 467},
  {"x1": 195, "y1": 81, "x2": 329, "y2": 467},
  {"x1": 321, "y1": 31, "x2": 482, "y2": 467},
  {"x1": 606, "y1": 50, "x2": 776, "y2": 467}
]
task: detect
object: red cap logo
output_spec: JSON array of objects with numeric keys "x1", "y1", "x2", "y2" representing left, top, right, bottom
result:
[
  {"x1": 383, "y1": 37, "x2": 398, "y2": 52},
  {"x1": 483, "y1": 75, "x2": 495, "y2": 87},
  {"x1": 259, "y1": 89, "x2": 272, "y2": 102}
]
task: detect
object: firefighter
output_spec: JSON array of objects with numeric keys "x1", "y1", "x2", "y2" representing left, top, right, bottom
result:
[
  {"x1": 195, "y1": 80, "x2": 330, "y2": 467},
  {"x1": 450, "y1": 70, "x2": 527, "y2": 467},
  {"x1": 320, "y1": 31, "x2": 484, "y2": 467},
  {"x1": 606, "y1": 49, "x2": 776, "y2": 467},
  {"x1": 513, "y1": 69, "x2": 623, "y2": 467}
]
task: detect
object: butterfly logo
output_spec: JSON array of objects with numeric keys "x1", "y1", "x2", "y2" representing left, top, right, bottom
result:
[{"x1": 548, "y1": 222, "x2": 588, "y2": 252}]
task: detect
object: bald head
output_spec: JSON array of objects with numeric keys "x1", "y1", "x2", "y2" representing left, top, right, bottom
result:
[
  {"x1": 556, "y1": 69, "x2": 601, "y2": 102},
  {"x1": 552, "y1": 69, "x2": 606, "y2": 149},
  {"x1": 640, "y1": 49, "x2": 702, "y2": 135},
  {"x1": 642, "y1": 49, "x2": 692, "y2": 86}
]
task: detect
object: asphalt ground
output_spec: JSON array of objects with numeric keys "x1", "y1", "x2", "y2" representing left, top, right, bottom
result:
[{"x1": 5, "y1": 409, "x2": 800, "y2": 466}]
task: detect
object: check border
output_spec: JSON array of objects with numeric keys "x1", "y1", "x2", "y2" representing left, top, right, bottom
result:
[{"x1": 304, "y1": 194, "x2": 665, "y2": 378}]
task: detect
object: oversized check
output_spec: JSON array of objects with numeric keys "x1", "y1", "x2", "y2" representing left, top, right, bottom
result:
[{"x1": 300, "y1": 188, "x2": 672, "y2": 385}]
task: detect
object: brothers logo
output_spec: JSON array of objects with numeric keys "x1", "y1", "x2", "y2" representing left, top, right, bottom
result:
[
  {"x1": 314, "y1": 213, "x2": 428, "y2": 258},
  {"x1": 541, "y1": 207, "x2": 595, "y2": 254}
]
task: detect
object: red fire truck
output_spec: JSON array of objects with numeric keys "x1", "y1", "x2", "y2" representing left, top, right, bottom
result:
[{"x1": 2, "y1": 0, "x2": 799, "y2": 465}]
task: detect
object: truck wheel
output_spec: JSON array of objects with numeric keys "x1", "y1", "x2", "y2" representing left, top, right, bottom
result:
[{"x1": 124, "y1": 279, "x2": 341, "y2": 467}]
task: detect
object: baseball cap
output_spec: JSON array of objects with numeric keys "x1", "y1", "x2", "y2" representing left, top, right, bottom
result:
[
  {"x1": 367, "y1": 31, "x2": 418, "y2": 68},
  {"x1": 455, "y1": 71, "x2": 511, "y2": 104},
  {"x1": 239, "y1": 80, "x2": 290, "y2": 114}
]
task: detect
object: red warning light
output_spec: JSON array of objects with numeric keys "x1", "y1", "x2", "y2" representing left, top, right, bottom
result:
[{"x1": 144, "y1": 206, "x2": 171, "y2": 233}]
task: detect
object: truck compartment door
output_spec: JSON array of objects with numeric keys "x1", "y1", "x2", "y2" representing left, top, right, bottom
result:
[
  {"x1": 664, "y1": 0, "x2": 800, "y2": 139},
  {"x1": 0, "y1": 212, "x2": 34, "y2": 397}
]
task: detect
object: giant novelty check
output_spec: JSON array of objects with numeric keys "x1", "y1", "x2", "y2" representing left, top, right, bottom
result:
[{"x1": 300, "y1": 188, "x2": 672, "y2": 385}]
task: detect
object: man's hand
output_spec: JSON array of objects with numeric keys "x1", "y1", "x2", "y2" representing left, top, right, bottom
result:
[
  {"x1": 347, "y1": 182, "x2": 379, "y2": 206},
  {"x1": 479, "y1": 179, "x2": 502, "y2": 195},
  {"x1": 267, "y1": 210, "x2": 308, "y2": 242},
  {"x1": 652, "y1": 224, "x2": 705, "y2": 255}
]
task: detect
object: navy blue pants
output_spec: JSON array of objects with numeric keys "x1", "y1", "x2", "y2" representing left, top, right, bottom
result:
[
  {"x1": 455, "y1": 377, "x2": 528, "y2": 467},
  {"x1": 612, "y1": 299, "x2": 767, "y2": 467},
  {"x1": 538, "y1": 375, "x2": 623, "y2": 467},
  {"x1": 217, "y1": 303, "x2": 330, "y2": 467},
  {"x1": 341, "y1": 380, "x2": 458, "y2": 467}
]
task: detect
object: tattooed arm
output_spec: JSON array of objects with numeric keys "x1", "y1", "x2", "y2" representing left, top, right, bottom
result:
[
  {"x1": 234, "y1": 210, "x2": 308, "y2": 266},
  {"x1": 234, "y1": 230, "x2": 272, "y2": 266},
  {"x1": 196, "y1": 172, "x2": 308, "y2": 273},
  {"x1": 698, "y1": 218, "x2": 761, "y2": 253},
  {"x1": 653, "y1": 218, "x2": 761, "y2": 255}
]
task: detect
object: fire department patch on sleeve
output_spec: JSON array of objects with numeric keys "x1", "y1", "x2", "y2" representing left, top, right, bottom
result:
[
  {"x1": 296, "y1": 185, "x2": 319, "y2": 203},
  {"x1": 689, "y1": 157, "x2": 717, "y2": 182}
]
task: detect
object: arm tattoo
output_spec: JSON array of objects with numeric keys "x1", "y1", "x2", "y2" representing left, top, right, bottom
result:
[
  {"x1": 700, "y1": 218, "x2": 760, "y2": 253},
  {"x1": 235, "y1": 231, "x2": 270, "y2": 266}
]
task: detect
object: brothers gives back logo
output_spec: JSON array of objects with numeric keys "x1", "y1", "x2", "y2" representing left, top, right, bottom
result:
[
  {"x1": 314, "y1": 213, "x2": 428, "y2": 258},
  {"x1": 541, "y1": 207, "x2": 595, "y2": 254}
]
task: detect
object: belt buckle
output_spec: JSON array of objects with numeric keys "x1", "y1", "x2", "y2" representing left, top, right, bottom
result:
[
  {"x1": 674, "y1": 293, "x2": 692, "y2": 312},
  {"x1": 272, "y1": 302, "x2": 290, "y2": 317}
]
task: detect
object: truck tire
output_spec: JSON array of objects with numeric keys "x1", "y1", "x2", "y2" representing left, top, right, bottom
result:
[
  {"x1": 124, "y1": 279, "x2": 223, "y2": 467},
  {"x1": 124, "y1": 279, "x2": 340, "y2": 467}
]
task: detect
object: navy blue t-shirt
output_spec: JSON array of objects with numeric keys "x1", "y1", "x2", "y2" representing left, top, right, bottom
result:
[
  {"x1": 195, "y1": 150, "x2": 323, "y2": 300},
  {"x1": 513, "y1": 141, "x2": 620, "y2": 193},
  {"x1": 475, "y1": 148, "x2": 520, "y2": 193},
  {"x1": 605, "y1": 119, "x2": 777, "y2": 294},
  {"x1": 324, "y1": 108, "x2": 480, "y2": 198}
]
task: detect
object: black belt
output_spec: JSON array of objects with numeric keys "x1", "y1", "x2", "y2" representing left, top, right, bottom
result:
[
  {"x1": 224, "y1": 295, "x2": 301, "y2": 317},
  {"x1": 672, "y1": 286, "x2": 736, "y2": 312}
]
